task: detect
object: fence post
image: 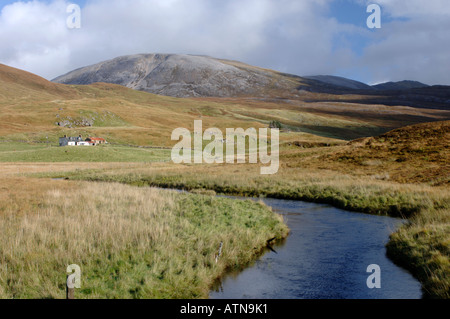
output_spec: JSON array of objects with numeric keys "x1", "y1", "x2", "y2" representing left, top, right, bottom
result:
[
  {"x1": 66, "y1": 274, "x2": 75, "y2": 299},
  {"x1": 215, "y1": 242, "x2": 223, "y2": 263}
]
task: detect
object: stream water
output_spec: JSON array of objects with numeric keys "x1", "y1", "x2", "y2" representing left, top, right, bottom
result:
[{"x1": 209, "y1": 197, "x2": 422, "y2": 299}]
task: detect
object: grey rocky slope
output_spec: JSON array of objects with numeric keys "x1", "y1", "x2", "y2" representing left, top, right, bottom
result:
[
  {"x1": 53, "y1": 54, "x2": 306, "y2": 98},
  {"x1": 52, "y1": 53, "x2": 450, "y2": 110}
]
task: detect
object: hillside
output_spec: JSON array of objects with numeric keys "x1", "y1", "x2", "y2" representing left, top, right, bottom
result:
[
  {"x1": 319, "y1": 121, "x2": 450, "y2": 185},
  {"x1": 0, "y1": 64, "x2": 78, "y2": 100},
  {"x1": 0, "y1": 63, "x2": 449, "y2": 144}
]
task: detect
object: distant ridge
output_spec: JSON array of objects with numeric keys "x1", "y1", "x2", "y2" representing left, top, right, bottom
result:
[
  {"x1": 372, "y1": 80, "x2": 429, "y2": 91},
  {"x1": 304, "y1": 75, "x2": 373, "y2": 90}
]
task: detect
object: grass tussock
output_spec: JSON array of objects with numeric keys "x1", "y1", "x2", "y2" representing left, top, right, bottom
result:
[
  {"x1": 387, "y1": 208, "x2": 450, "y2": 298},
  {"x1": 0, "y1": 181, "x2": 288, "y2": 299}
]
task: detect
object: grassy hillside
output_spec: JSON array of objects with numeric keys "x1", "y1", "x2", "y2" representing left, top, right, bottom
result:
[
  {"x1": 1, "y1": 64, "x2": 449, "y2": 146},
  {"x1": 0, "y1": 64, "x2": 78, "y2": 99},
  {"x1": 285, "y1": 121, "x2": 450, "y2": 186}
]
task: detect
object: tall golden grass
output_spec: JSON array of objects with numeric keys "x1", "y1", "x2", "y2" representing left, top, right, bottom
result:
[{"x1": 0, "y1": 180, "x2": 288, "y2": 299}]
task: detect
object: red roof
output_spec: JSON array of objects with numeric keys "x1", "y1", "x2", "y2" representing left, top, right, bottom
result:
[{"x1": 88, "y1": 137, "x2": 106, "y2": 141}]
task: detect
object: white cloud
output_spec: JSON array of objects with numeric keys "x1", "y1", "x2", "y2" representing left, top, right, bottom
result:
[
  {"x1": 0, "y1": 0, "x2": 448, "y2": 85},
  {"x1": 0, "y1": 0, "x2": 71, "y2": 78},
  {"x1": 72, "y1": 0, "x2": 348, "y2": 76},
  {"x1": 0, "y1": 0, "x2": 353, "y2": 80},
  {"x1": 358, "y1": 0, "x2": 450, "y2": 85}
]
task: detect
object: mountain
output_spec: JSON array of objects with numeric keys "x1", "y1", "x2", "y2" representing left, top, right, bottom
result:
[
  {"x1": 303, "y1": 75, "x2": 373, "y2": 90},
  {"x1": 53, "y1": 54, "x2": 312, "y2": 98},
  {"x1": 372, "y1": 80, "x2": 429, "y2": 91},
  {"x1": 53, "y1": 53, "x2": 389, "y2": 98},
  {"x1": 53, "y1": 53, "x2": 450, "y2": 110}
]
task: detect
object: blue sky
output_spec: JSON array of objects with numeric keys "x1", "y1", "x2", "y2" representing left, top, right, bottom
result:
[
  {"x1": 329, "y1": 0, "x2": 369, "y2": 27},
  {"x1": 328, "y1": 1, "x2": 371, "y2": 56},
  {"x1": 0, "y1": 0, "x2": 449, "y2": 85}
]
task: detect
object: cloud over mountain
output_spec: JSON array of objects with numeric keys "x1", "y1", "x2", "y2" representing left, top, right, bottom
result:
[{"x1": 0, "y1": 0, "x2": 449, "y2": 85}]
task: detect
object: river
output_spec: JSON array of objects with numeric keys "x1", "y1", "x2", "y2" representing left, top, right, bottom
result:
[{"x1": 209, "y1": 197, "x2": 422, "y2": 299}]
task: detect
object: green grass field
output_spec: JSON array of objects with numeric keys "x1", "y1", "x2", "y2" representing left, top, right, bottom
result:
[{"x1": 0, "y1": 142, "x2": 171, "y2": 163}]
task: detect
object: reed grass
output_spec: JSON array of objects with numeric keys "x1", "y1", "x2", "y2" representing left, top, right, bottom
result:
[{"x1": 0, "y1": 180, "x2": 288, "y2": 299}]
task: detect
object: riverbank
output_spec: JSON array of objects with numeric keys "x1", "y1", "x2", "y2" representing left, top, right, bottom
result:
[
  {"x1": 0, "y1": 177, "x2": 288, "y2": 298},
  {"x1": 386, "y1": 208, "x2": 449, "y2": 298}
]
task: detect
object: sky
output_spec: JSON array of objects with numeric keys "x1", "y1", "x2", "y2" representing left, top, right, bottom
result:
[{"x1": 0, "y1": 0, "x2": 449, "y2": 85}]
